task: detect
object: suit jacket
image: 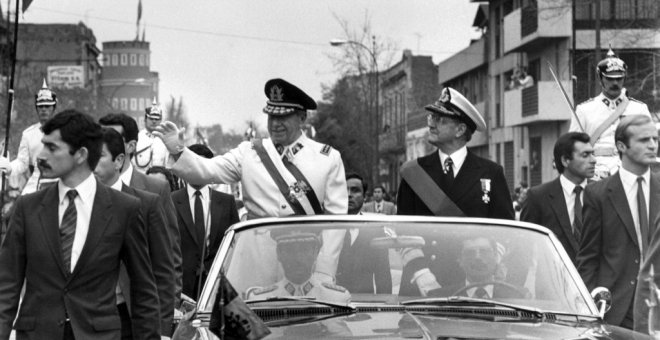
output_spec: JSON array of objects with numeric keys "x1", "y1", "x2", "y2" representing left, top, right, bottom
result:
[
  {"x1": 172, "y1": 187, "x2": 239, "y2": 298},
  {"x1": 521, "y1": 178, "x2": 580, "y2": 263},
  {"x1": 336, "y1": 228, "x2": 392, "y2": 294},
  {"x1": 119, "y1": 185, "x2": 175, "y2": 336},
  {"x1": 397, "y1": 150, "x2": 514, "y2": 219},
  {"x1": 0, "y1": 182, "x2": 159, "y2": 340},
  {"x1": 431, "y1": 282, "x2": 523, "y2": 299},
  {"x1": 396, "y1": 150, "x2": 514, "y2": 296},
  {"x1": 577, "y1": 171, "x2": 660, "y2": 326},
  {"x1": 362, "y1": 201, "x2": 396, "y2": 215},
  {"x1": 130, "y1": 169, "x2": 183, "y2": 302}
]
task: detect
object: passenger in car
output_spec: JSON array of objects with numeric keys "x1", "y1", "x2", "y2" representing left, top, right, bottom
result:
[
  {"x1": 245, "y1": 229, "x2": 351, "y2": 303},
  {"x1": 429, "y1": 236, "x2": 526, "y2": 299}
]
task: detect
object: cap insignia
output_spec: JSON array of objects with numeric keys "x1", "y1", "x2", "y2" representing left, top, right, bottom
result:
[
  {"x1": 440, "y1": 89, "x2": 451, "y2": 103},
  {"x1": 270, "y1": 85, "x2": 284, "y2": 102}
]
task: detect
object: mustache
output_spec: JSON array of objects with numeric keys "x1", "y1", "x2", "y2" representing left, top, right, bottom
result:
[{"x1": 37, "y1": 159, "x2": 51, "y2": 170}]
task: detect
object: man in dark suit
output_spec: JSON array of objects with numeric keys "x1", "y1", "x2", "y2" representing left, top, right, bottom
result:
[
  {"x1": 0, "y1": 110, "x2": 160, "y2": 340},
  {"x1": 94, "y1": 128, "x2": 175, "y2": 338},
  {"x1": 99, "y1": 113, "x2": 183, "y2": 305},
  {"x1": 577, "y1": 114, "x2": 660, "y2": 329},
  {"x1": 171, "y1": 144, "x2": 239, "y2": 299},
  {"x1": 336, "y1": 173, "x2": 391, "y2": 294},
  {"x1": 521, "y1": 132, "x2": 596, "y2": 264},
  {"x1": 396, "y1": 87, "x2": 514, "y2": 296}
]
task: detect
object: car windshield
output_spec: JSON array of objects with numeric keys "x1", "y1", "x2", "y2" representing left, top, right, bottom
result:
[{"x1": 199, "y1": 218, "x2": 593, "y2": 316}]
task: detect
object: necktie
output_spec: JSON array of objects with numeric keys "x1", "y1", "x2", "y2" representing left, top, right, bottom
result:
[
  {"x1": 474, "y1": 287, "x2": 489, "y2": 299},
  {"x1": 194, "y1": 190, "x2": 206, "y2": 248},
  {"x1": 637, "y1": 177, "x2": 649, "y2": 254},
  {"x1": 573, "y1": 186, "x2": 583, "y2": 241},
  {"x1": 376, "y1": 203, "x2": 381, "y2": 213},
  {"x1": 444, "y1": 157, "x2": 455, "y2": 185},
  {"x1": 60, "y1": 190, "x2": 78, "y2": 273}
]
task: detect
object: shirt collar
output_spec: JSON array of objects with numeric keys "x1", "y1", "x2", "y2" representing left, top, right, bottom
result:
[
  {"x1": 110, "y1": 178, "x2": 123, "y2": 191},
  {"x1": 58, "y1": 173, "x2": 96, "y2": 205},
  {"x1": 619, "y1": 166, "x2": 650, "y2": 191},
  {"x1": 559, "y1": 174, "x2": 587, "y2": 196},
  {"x1": 187, "y1": 184, "x2": 209, "y2": 200},
  {"x1": 119, "y1": 163, "x2": 134, "y2": 186},
  {"x1": 439, "y1": 146, "x2": 468, "y2": 171}
]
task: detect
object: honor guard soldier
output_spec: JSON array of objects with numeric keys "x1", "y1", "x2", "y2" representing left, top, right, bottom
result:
[
  {"x1": 0, "y1": 79, "x2": 59, "y2": 194},
  {"x1": 245, "y1": 230, "x2": 350, "y2": 304},
  {"x1": 569, "y1": 48, "x2": 651, "y2": 180},
  {"x1": 133, "y1": 99, "x2": 170, "y2": 173},
  {"x1": 154, "y1": 78, "x2": 347, "y2": 287},
  {"x1": 396, "y1": 87, "x2": 514, "y2": 297}
]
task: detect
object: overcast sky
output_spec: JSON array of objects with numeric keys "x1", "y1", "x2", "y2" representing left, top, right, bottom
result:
[{"x1": 19, "y1": 0, "x2": 479, "y2": 133}]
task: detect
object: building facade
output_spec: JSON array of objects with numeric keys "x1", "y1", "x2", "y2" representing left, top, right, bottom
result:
[
  {"x1": 425, "y1": 0, "x2": 660, "y2": 192},
  {"x1": 378, "y1": 50, "x2": 439, "y2": 193},
  {"x1": 99, "y1": 40, "x2": 159, "y2": 124}
]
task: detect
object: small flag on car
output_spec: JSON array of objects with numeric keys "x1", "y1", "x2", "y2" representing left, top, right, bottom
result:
[{"x1": 209, "y1": 273, "x2": 270, "y2": 340}]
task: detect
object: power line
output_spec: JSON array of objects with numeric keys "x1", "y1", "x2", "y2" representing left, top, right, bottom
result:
[{"x1": 27, "y1": 5, "x2": 475, "y2": 56}]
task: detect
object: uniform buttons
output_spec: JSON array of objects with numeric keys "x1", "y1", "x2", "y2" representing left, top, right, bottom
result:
[
  {"x1": 631, "y1": 280, "x2": 636, "y2": 285},
  {"x1": 430, "y1": 255, "x2": 436, "y2": 261},
  {"x1": 634, "y1": 259, "x2": 639, "y2": 264},
  {"x1": 431, "y1": 241, "x2": 437, "y2": 246},
  {"x1": 281, "y1": 205, "x2": 287, "y2": 209}
]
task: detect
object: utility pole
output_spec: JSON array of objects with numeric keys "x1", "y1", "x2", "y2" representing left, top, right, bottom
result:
[{"x1": 594, "y1": 0, "x2": 602, "y2": 97}]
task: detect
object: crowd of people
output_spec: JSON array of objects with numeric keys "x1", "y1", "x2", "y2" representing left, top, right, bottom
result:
[{"x1": 0, "y1": 47, "x2": 657, "y2": 339}]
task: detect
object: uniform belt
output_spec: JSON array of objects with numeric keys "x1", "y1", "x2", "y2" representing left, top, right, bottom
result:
[{"x1": 593, "y1": 147, "x2": 617, "y2": 157}]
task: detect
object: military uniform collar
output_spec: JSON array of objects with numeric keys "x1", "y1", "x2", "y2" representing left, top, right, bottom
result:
[
  {"x1": 274, "y1": 133, "x2": 306, "y2": 157},
  {"x1": 284, "y1": 279, "x2": 314, "y2": 295},
  {"x1": 599, "y1": 89, "x2": 626, "y2": 109}
]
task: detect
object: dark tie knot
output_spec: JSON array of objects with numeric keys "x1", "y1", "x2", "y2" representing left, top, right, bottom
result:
[
  {"x1": 573, "y1": 185, "x2": 582, "y2": 195},
  {"x1": 444, "y1": 157, "x2": 453, "y2": 173},
  {"x1": 66, "y1": 190, "x2": 78, "y2": 201},
  {"x1": 194, "y1": 190, "x2": 202, "y2": 198},
  {"x1": 638, "y1": 176, "x2": 645, "y2": 184}
]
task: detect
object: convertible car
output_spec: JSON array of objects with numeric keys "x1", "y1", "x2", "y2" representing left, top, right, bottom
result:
[{"x1": 173, "y1": 215, "x2": 649, "y2": 339}]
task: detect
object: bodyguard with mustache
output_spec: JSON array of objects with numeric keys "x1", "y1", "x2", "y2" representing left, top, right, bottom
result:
[
  {"x1": 521, "y1": 132, "x2": 596, "y2": 264},
  {"x1": 569, "y1": 48, "x2": 651, "y2": 180},
  {"x1": 577, "y1": 115, "x2": 660, "y2": 329}
]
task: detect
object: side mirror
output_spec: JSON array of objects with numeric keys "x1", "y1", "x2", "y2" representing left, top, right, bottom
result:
[
  {"x1": 370, "y1": 235, "x2": 425, "y2": 249},
  {"x1": 591, "y1": 287, "x2": 612, "y2": 318}
]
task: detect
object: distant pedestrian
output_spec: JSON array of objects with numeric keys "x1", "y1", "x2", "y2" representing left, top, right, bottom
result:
[
  {"x1": 134, "y1": 99, "x2": 170, "y2": 173},
  {"x1": 362, "y1": 185, "x2": 396, "y2": 214}
]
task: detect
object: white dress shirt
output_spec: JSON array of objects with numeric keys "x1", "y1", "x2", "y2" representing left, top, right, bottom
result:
[
  {"x1": 465, "y1": 279, "x2": 494, "y2": 298},
  {"x1": 439, "y1": 146, "x2": 468, "y2": 176},
  {"x1": 58, "y1": 174, "x2": 97, "y2": 272},
  {"x1": 618, "y1": 167, "x2": 650, "y2": 257},
  {"x1": 119, "y1": 162, "x2": 135, "y2": 186},
  {"x1": 559, "y1": 174, "x2": 587, "y2": 227}
]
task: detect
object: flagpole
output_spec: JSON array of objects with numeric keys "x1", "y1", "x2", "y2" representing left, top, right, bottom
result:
[{"x1": 2, "y1": 0, "x2": 21, "y2": 211}]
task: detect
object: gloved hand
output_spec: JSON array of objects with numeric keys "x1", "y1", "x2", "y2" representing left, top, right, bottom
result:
[
  {"x1": 152, "y1": 121, "x2": 186, "y2": 155},
  {"x1": 412, "y1": 269, "x2": 441, "y2": 297},
  {"x1": 0, "y1": 156, "x2": 11, "y2": 174}
]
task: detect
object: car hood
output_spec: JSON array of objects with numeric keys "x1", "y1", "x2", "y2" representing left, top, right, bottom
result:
[{"x1": 190, "y1": 310, "x2": 642, "y2": 339}]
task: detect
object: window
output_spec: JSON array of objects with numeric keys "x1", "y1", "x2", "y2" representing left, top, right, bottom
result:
[
  {"x1": 130, "y1": 54, "x2": 137, "y2": 66},
  {"x1": 139, "y1": 54, "x2": 145, "y2": 66},
  {"x1": 112, "y1": 98, "x2": 119, "y2": 110},
  {"x1": 146, "y1": 54, "x2": 150, "y2": 66},
  {"x1": 120, "y1": 54, "x2": 128, "y2": 66},
  {"x1": 139, "y1": 98, "x2": 145, "y2": 111},
  {"x1": 130, "y1": 98, "x2": 137, "y2": 111},
  {"x1": 111, "y1": 54, "x2": 118, "y2": 66},
  {"x1": 120, "y1": 98, "x2": 128, "y2": 110}
]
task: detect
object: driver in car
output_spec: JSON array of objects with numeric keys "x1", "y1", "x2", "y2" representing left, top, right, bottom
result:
[
  {"x1": 430, "y1": 236, "x2": 525, "y2": 299},
  {"x1": 246, "y1": 230, "x2": 351, "y2": 303}
]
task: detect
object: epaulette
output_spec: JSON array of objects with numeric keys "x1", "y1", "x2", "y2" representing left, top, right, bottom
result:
[
  {"x1": 320, "y1": 144, "x2": 331, "y2": 156},
  {"x1": 321, "y1": 282, "x2": 347, "y2": 293},
  {"x1": 246, "y1": 285, "x2": 277, "y2": 296},
  {"x1": 24, "y1": 124, "x2": 40, "y2": 133}
]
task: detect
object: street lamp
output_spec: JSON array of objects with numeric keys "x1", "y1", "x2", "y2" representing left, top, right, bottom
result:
[{"x1": 330, "y1": 36, "x2": 380, "y2": 187}]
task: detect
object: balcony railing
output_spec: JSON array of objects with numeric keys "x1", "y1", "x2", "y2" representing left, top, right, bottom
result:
[
  {"x1": 503, "y1": 81, "x2": 572, "y2": 126},
  {"x1": 503, "y1": 0, "x2": 571, "y2": 53}
]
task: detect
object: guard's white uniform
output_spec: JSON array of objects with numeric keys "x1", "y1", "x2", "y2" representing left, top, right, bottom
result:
[
  {"x1": 246, "y1": 277, "x2": 351, "y2": 303},
  {"x1": 10, "y1": 123, "x2": 56, "y2": 194},
  {"x1": 133, "y1": 129, "x2": 170, "y2": 173},
  {"x1": 569, "y1": 90, "x2": 650, "y2": 178},
  {"x1": 171, "y1": 133, "x2": 348, "y2": 287}
]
